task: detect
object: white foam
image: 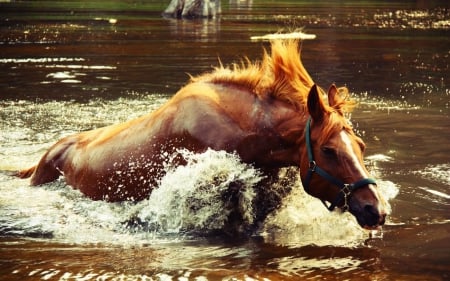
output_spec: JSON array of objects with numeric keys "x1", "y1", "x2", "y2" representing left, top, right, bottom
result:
[{"x1": 137, "y1": 149, "x2": 263, "y2": 234}]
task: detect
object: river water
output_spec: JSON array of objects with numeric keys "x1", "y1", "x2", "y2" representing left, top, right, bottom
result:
[{"x1": 0, "y1": 1, "x2": 449, "y2": 280}]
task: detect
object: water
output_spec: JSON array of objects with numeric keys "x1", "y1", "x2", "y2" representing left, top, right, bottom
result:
[{"x1": 0, "y1": 1, "x2": 449, "y2": 280}]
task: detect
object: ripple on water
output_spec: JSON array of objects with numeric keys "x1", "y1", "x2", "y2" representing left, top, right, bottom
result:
[
  {"x1": 413, "y1": 164, "x2": 450, "y2": 207},
  {"x1": 418, "y1": 163, "x2": 450, "y2": 187}
]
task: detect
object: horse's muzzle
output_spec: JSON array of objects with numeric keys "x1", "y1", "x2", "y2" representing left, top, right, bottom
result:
[{"x1": 349, "y1": 185, "x2": 387, "y2": 229}]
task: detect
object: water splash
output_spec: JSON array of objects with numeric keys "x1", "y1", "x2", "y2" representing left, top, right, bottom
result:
[
  {"x1": 134, "y1": 149, "x2": 264, "y2": 235},
  {"x1": 261, "y1": 177, "x2": 398, "y2": 247},
  {"x1": 0, "y1": 147, "x2": 398, "y2": 246},
  {"x1": 0, "y1": 149, "x2": 266, "y2": 243}
]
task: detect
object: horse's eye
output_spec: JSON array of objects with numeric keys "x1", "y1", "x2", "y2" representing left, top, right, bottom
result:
[{"x1": 321, "y1": 147, "x2": 336, "y2": 157}]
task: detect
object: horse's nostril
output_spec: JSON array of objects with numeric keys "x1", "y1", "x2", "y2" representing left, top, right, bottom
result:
[
  {"x1": 364, "y1": 204, "x2": 386, "y2": 226},
  {"x1": 364, "y1": 204, "x2": 377, "y2": 215}
]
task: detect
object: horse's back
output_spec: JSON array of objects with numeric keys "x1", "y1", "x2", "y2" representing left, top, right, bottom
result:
[{"x1": 17, "y1": 80, "x2": 298, "y2": 201}]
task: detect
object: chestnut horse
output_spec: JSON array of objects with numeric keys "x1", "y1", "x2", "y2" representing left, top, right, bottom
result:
[{"x1": 17, "y1": 39, "x2": 387, "y2": 229}]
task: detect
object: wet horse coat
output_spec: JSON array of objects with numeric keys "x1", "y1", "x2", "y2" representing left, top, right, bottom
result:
[{"x1": 18, "y1": 39, "x2": 387, "y2": 228}]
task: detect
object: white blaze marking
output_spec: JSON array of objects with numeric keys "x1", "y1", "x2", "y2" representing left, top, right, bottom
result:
[
  {"x1": 340, "y1": 131, "x2": 383, "y2": 207},
  {"x1": 339, "y1": 131, "x2": 368, "y2": 178}
]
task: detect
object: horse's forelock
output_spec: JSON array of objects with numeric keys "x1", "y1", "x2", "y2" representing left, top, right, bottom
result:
[{"x1": 317, "y1": 111, "x2": 354, "y2": 146}]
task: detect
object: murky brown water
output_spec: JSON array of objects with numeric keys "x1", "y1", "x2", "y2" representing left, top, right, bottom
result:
[{"x1": 1, "y1": 1, "x2": 449, "y2": 280}]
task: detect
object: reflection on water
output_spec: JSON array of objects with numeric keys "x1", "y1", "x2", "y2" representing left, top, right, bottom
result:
[
  {"x1": 0, "y1": 0, "x2": 449, "y2": 280},
  {"x1": 0, "y1": 236, "x2": 385, "y2": 280}
]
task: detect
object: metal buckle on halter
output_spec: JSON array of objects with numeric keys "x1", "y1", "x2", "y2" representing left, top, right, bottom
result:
[
  {"x1": 341, "y1": 184, "x2": 353, "y2": 212},
  {"x1": 309, "y1": 161, "x2": 316, "y2": 171}
]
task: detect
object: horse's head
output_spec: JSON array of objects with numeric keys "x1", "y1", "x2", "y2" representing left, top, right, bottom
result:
[{"x1": 299, "y1": 84, "x2": 388, "y2": 229}]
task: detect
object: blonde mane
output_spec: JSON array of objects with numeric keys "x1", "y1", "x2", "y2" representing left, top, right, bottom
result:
[
  {"x1": 191, "y1": 39, "x2": 314, "y2": 110},
  {"x1": 191, "y1": 39, "x2": 353, "y2": 115}
]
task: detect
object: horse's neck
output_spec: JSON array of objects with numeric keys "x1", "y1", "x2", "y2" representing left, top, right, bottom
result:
[
  {"x1": 275, "y1": 112, "x2": 306, "y2": 144},
  {"x1": 208, "y1": 83, "x2": 306, "y2": 145},
  {"x1": 236, "y1": 98, "x2": 306, "y2": 167}
]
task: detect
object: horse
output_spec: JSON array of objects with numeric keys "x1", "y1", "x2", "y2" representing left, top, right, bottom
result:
[{"x1": 17, "y1": 39, "x2": 388, "y2": 230}]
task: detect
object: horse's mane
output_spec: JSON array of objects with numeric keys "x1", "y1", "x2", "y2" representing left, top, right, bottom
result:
[
  {"x1": 190, "y1": 39, "x2": 312, "y2": 111},
  {"x1": 191, "y1": 39, "x2": 353, "y2": 114}
]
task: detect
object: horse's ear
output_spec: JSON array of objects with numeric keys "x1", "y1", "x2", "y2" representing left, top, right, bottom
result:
[
  {"x1": 327, "y1": 84, "x2": 341, "y2": 108},
  {"x1": 307, "y1": 84, "x2": 326, "y2": 121}
]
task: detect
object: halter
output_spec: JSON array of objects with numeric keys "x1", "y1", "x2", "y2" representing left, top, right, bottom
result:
[{"x1": 303, "y1": 117, "x2": 377, "y2": 211}]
